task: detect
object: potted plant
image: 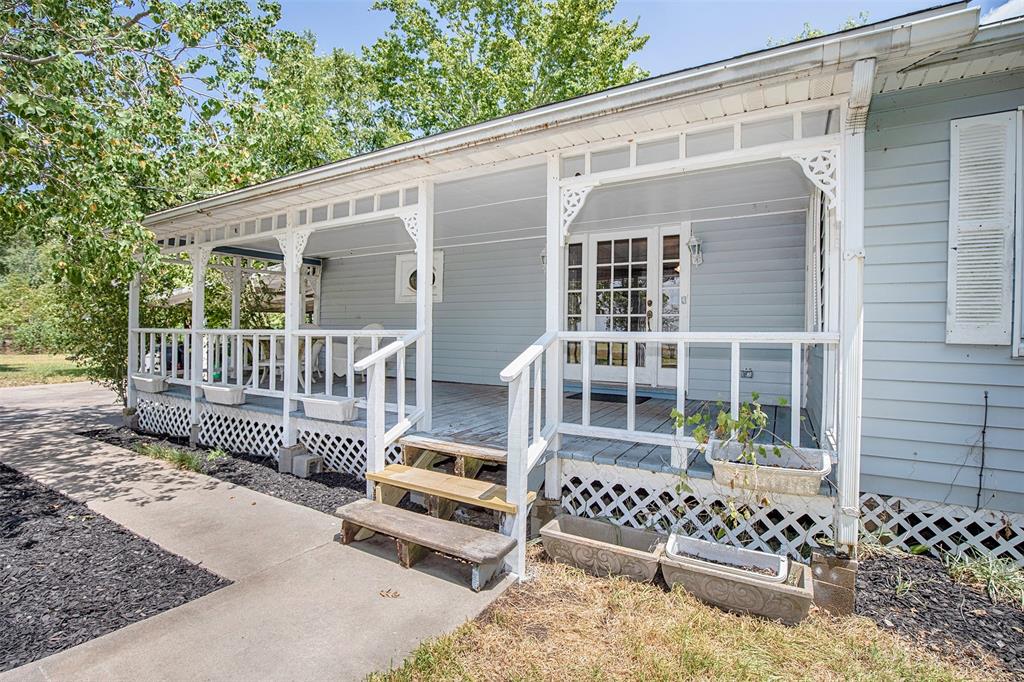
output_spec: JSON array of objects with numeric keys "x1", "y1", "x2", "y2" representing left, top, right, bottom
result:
[
  {"x1": 673, "y1": 393, "x2": 830, "y2": 497},
  {"x1": 540, "y1": 516, "x2": 665, "y2": 582},
  {"x1": 132, "y1": 374, "x2": 167, "y2": 393}
]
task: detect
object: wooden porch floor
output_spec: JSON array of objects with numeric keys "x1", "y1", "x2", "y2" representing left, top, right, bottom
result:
[{"x1": 168, "y1": 378, "x2": 820, "y2": 476}]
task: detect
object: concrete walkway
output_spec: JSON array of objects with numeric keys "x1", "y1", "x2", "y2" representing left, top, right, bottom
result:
[{"x1": 0, "y1": 382, "x2": 508, "y2": 681}]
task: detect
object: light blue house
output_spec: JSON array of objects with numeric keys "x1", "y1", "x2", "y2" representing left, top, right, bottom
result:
[{"x1": 129, "y1": 2, "x2": 1024, "y2": 580}]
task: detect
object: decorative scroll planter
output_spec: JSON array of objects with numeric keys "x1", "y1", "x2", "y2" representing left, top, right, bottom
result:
[
  {"x1": 301, "y1": 395, "x2": 358, "y2": 422},
  {"x1": 132, "y1": 375, "x2": 167, "y2": 394},
  {"x1": 704, "y1": 440, "x2": 831, "y2": 497},
  {"x1": 661, "y1": 534, "x2": 813, "y2": 624},
  {"x1": 540, "y1": 516, "x2": 665, "y2": 581},
  {"x1": 202, "y1": 384, "x2": 246, "y2": 406}
]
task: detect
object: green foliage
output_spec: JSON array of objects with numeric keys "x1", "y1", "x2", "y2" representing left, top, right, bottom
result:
[
  {"x1": 0, "y1": 238, "x2": 67, "y2": 351},
  {"x1": 362, "y1": 0, "x2": 649, "y2": 137},
  {"x1": 767, "y1": 11, "x2": 870, "y2": 47},
  {"x1": 1, "y1": 0, "x2": 649, "y2": 402},
  {"x1": 671, "y1": 392, "x2": 789, "y2": 467},
  {"x1": 136, "y1": 441, "x2": 227, "y2": 472},
  {"x1": 944, "y1": 550, "x2": 1024, "y2": 608}
]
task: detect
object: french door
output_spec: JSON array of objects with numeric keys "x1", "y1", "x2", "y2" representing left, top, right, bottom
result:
[{"x1": 564, "y1": 225, "x2": 690, "y2": 388}]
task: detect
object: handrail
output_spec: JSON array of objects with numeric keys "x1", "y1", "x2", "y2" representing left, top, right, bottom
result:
[
  {"x1": 291, "y1": 328, "x2": 407, "y2": 338},
  {"x1": 499, "y1": 331, "x2": 557, "y2": 382},
  {"x1": 559, "y1": 330, "x2": 839, "y2": 344},
  {"x1": 354, "y1": 329, "x2": 424, "y2": 371},
  {"x1": 196, "y1": 328, "x2": 284, "y2": 335}
]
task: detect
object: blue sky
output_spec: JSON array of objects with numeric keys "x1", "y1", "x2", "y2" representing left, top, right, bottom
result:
[{"x1": 273, "y1": 0, "x2": 1021, "y2": 77}]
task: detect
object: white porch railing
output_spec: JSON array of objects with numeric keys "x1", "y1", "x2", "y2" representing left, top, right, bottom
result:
[
  {"x1": 290, "y1": 328, "x2": 408, "y2": 400},
  {"x1": 355, "y1": 328, "x2": 426, "y2": 495},
  {"x1": 131, "y1": 328, "x2": 192, "y2": 385},
  {"x1": 194, "y1": 329, "x2": 288, "y2": 397},
  {"x1": 499, "y1": 329, "x2": 840, "y2": 576}
]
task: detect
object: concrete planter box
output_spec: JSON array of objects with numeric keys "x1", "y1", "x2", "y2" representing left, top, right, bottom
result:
[
  {"x1": 301, "y1": 394, "x2": 358, "y2": 422},
  {"x1": 202, "y1": 384, "x2": 246, "y2": 406},
  {"x1": 661, "y1": 537, "x2": 813, "y2": 624},
  {"x1": 704, "y1": 440, "x2": 831, "y2": 497},
  {"x1": 540, "y1": 516, "x2": 665, "y2": 582},
  {"x1": 132, "y1": 374, "x2": 167, "y2": 394}
]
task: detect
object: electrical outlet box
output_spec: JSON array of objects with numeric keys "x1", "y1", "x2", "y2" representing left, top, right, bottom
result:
[{"x1": 740, "y1": 368, "x2": 754, "y2": 379}]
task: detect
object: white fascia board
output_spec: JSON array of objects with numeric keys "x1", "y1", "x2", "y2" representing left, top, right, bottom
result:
[{"x1": 143, "y1": 4, "x2": 978, "y2": 229}]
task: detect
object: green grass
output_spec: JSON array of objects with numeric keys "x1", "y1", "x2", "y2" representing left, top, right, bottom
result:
[
  {"x1": 0, "y1": 352, "x2": 91, "y2": 387},
  {"x1": 944, "y1": 551, "x2": 1024, "y2": 609},
  {"x1": 372, "y1": 547, "x2": 1000, "y2": 682},
  {"x1": 135, "y1": 442, "x2": 229, "y2": 473}
]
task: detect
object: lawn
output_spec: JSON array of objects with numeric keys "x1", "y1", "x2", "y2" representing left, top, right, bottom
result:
[
  {"x1": 374, "y1": 546, "x2": 1002, "y2": 682},
  {"x1": 0, "y1": 353, "x2": 91, "y2": 388}
]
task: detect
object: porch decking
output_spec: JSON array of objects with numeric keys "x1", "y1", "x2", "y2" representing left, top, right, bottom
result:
[{"x1": 166, "y1": 378, "x2": 819, "y2": 476}]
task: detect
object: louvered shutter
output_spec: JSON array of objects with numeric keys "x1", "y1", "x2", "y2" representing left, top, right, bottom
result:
[{"x1": 946, "y1": 112, "x2": 1017, "y2": 345}]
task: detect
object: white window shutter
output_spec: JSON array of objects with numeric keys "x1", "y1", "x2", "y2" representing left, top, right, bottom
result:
[{"x1": 946, "y1": 112, "x2": 1017, "y2": 345}]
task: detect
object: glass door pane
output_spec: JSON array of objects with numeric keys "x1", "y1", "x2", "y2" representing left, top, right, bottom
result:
[
  {"x1": 566, "y1": 242, "x2": 583, "y2": 364},
  {"x1": 594, "y1": 236, "x2": 649, "y2": 368}
]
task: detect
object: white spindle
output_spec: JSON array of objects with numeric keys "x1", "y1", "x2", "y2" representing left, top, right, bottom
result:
[
  {"x1": 206, "y1": 333, "x2": 214, "y2": 383},
  {"x1": 184, "y1": 333, "x2": 191, "y2": 381},
  {"x1": 220, "y1": 334, "x2": 228, "y2": 384},
  {"x1": 236, "y1": 333, "x2": 243, "y2": 387},
  {"x1": 304, "y1": 334, "x2": 312, "y2": 395},
  {"x1": 325, "y1": 336, "x2": 333, "y2": 396},
  {"x1": 251, "y1": 334, "x2": 260, "y2": 387},
  {"x1": 791, "y1": 342, "x2": 802, "y2": 446},
  {"x1": 626, "y1": 341, "x2": 636, "y2": 432},
  {"x1": 532, "y1": 359, "x2": 542, "y2": 439},
  {"x1": 346, "y1": 336, "x2": 354, "y2": 399},
  {"x1": 673, "y1": 341, "x2": 687, "y2": 469},
  {"x1": 269, "y1": 335, "x2": 277, "y2": 391},
  {"x1": 730, "y1": 342, "x2": 740, "y2": 422},
  {"x1": 147, "y1": 333, "x2": 154, "y2": 373},
  {"x1": 397, "y1": 347, "x2": 406, "y2": 421},
  {"x1": 582, "y1": 340, "x2": 592, "y2": 427}
]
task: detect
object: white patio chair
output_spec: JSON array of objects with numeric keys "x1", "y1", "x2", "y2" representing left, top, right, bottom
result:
[{"x1": 332, "y1": 323, "x2": 385, "y2": 383}]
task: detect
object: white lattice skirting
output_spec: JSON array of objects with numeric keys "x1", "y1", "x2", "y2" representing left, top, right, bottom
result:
[
  {"x1": 133, "y1": 395, "x2": 399, "y2": 479},
  {"x1": 137, "y1": 395, "x2": 190, "y2": 438},
  {"x1": 562, "y1": 459, "x2": 833, "y2": 561},
  {"x1": 561, "y1": 459, "x2": 1024, "y2": 564}
]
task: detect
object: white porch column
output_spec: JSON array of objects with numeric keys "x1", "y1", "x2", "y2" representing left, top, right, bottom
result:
[
  {"x1": 230, "y1": 256, "x2": 242, "y2": 329},
  {"x1": 278, "y1": 228, "x2": 311, "y2": 446},
  {"x1": 126, "y1": 272, "x2": 141, "y2": 409},
  {"x1": 415, "y1": 181, "x2": 434, "y2": 430},
  {"x1": 543, "y1": 153, "x2": 562, "y2": 500},
  {"x1": 836, "y1": 59, "x2": 875, "y2": 556},
  {"x1": 189, "y1": 246, "x2": 211, "y2": 428}
]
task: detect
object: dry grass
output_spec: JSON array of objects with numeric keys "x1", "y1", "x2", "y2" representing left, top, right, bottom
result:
[
  {"x1": 374, "y1": 545, "x2": 1001, "y2": 682},
  {"x1": 0, "y1": 353, "x2": 90, "y2": 387}
]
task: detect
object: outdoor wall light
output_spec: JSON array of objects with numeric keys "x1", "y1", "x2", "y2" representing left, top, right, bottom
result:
[{"x1": 686, "y1": 234, "x2": 703, "y2": 265}]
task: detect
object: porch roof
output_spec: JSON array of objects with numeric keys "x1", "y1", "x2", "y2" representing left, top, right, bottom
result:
[{"x1": 142, "y1": 3, "x2": 989, "y2": 238}]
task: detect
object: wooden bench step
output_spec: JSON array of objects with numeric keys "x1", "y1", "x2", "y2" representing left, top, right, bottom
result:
[
  {"x1": 335, "y1": 499, "x2": 514, "y2": 591},
  {"x1": 400, "y1": 434, "x2": 507, "y2": 464},
  {"x1": 367, "y1": 464, "x2": 534, "y2": 515}
]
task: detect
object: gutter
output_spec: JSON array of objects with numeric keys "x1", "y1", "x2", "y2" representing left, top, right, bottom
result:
[{"x1": 144, "y1": 3, "x2": 978, "y2": 228}]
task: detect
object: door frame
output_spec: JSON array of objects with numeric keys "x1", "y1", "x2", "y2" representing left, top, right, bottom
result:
[{"x1": 563, "y1": 223, "x2": 692, "y2": 389}]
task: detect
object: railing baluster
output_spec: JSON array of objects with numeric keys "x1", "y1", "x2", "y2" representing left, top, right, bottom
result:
[
  {"x1": 673, "y1": 341, "x2": 687, "y2": 469},
  {"x1": 304, "y1": 334, "x2": 312, "y2": 395},
  {"x1": 184, "y1": 333, "x2": 191, "y2": 381},
  {"x1": 220, "y1": 334, "x2": 228, "y2": 384},
  {"x1": 206, "y1": 333, "x2": 213, "y2": 383},
  {"x1": 236, "y1": 333, "x2": 243, "y2": 388},
  {"x1": 325, "y1": 335, "x2": 333, "y2": 396},
  {"x1": 627, "y1": 340, "x2": 636, "y2": 433},
  {"x1": 346, "y1": 335, "x2": 354, "y2": 399},
  {"x1": 146, "y1": 333, "x2": 153, "y2": 373},
  {"x1": 582, "y1": 340, "x2": 592, "y2": 427},
  {"x1": 730, "y1": 342, "x2": 740, "y2": 423},
  {"x1": 397, "y1": 346, "x2": 406, "y2": 421},
  {"x1": 791, "y1": 342, "x2": 802, "y2": 447},
  {"x1": 532, "y1": 359, "x2": 542, "y2": 439},
  {"x1": 269, "y1": 335, "x2": 277, "y2": 392}
]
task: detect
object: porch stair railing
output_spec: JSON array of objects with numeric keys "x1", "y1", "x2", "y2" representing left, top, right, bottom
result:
[
  {"x1": 355, "y1": 328, "x2": 426, "y2": 496},
  {"x1": 499, "y1": 329, "x2": 840, "y2": 580}
]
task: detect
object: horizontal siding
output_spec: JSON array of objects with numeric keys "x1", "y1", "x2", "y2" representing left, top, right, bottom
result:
[
  {"x1": 862, "y1": 72, "x2": 1024, "y2": 513},
  {"x1": 319, "y1": 239, "x2": 545, "y2": 386}
]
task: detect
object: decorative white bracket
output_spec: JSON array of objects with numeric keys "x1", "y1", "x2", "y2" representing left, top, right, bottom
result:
[
  {"x1": 189, "y1": 245, "x2": 212, "y2": 279},
  {"x1": 276, "y1": 229, "x2": 312, "y2": 274},
  {"x1": 561, "y1": 185, "x2": 595, "y2": 241},
  {"x1": 789, "y1": 148, "x2": 839, "y2": 209},
  {"x1": 398, "y1": 210, "x2": 421, "y2": 251}
]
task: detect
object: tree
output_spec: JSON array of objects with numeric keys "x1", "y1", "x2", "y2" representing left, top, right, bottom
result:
[
  {"x1": 767, "y1": 12, "x2": 870, "y2": 47},
  {"x1": 361, "y1": 0, "x2": 649, "y2": 138}
]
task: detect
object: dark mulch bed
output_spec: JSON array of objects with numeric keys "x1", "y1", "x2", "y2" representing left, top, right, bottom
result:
[
  {"x1": 856, "y1": 551, "x2": 1024, "y2": 676},
  {"x1": 81, "y1": 427, "x2": 366, "y2": 515},
  {"x1": 0, "y1": 463, "x2": 230, "y2": 672}
]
